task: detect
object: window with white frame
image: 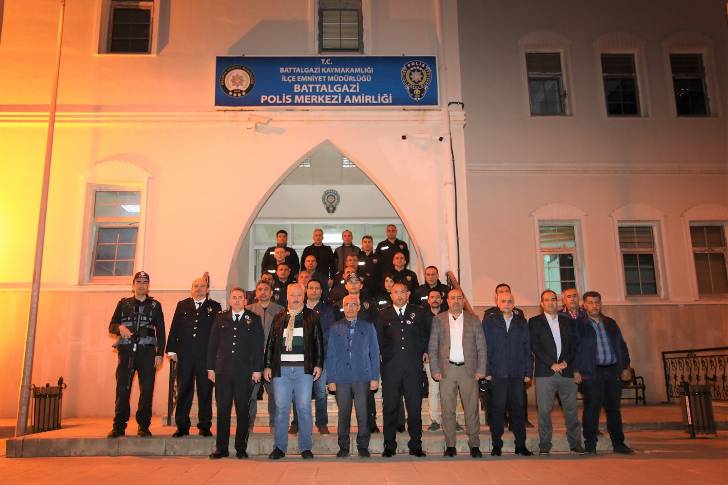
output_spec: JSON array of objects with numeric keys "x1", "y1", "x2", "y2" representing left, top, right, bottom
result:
[
  {"x1": 690, "y1": 225, "x2": 728, "y2": 295},
  {"x1": 90, "y1": 190, "x2": 141, "y2": 279},
  {"x1": 105, "y1": 0, "x2": 154, "y2": 54},
  {"x1": 539, "y1": 225, "x2": 578, "y2": 293},
  {"x1": 601, "y1": 53, "x2": 641, "y2": 116},
  {"x1": 526, "y1": 52, "x2": 567, "y2": 116},
  {"x1": 618, "y1": 225, "x2": 658, "y2": 296},
  {"x1": 670, "y1": 54, "x2": 710, "y2": 116},
  {"x1": 319, "y1": 0, "x2": 363, "y2": 53}
]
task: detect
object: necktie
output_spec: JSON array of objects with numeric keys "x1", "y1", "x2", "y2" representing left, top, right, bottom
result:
[
  {"x1": 234, "y1": 314, "x2": 240, "y2": 323},
  {"x1": 399, "y1": 308, "x2": 404, "y2": 319},
  {"x1": 196, "y1": 301, "x2": 202, "y2": 309}
]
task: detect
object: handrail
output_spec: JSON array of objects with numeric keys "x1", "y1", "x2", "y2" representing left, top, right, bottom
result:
[
  {"x1": 445, "y1": 271, "x2": 476, "y2": 316},
  {"x1": 662, "y1": 346, "x2": 728, "y2": 402}
]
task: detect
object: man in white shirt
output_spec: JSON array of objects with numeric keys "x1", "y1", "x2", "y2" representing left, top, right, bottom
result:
[{"x1": 528, "y1": 289, "x2": 584, "y2": 455}]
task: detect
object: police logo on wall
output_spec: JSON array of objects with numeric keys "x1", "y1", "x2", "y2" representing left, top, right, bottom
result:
[
  {"x1": 220, "y1": 65, "x2": 255, "y2": 97},
  {"x1": 401, "y1": 60, "x2": 433, "y2": 101},
  {"x1": 322, "y1": 189, "x2": 341, "y2": 214}
]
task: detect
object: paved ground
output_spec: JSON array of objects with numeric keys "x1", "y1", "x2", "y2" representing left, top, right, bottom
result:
[{"x1": 0, "y1": 430, "x2": 726, "y2": 484}]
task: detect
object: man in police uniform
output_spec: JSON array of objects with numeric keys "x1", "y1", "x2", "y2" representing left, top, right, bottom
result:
[
  {"x1": 166, "y1": 275, "x2": 222, "y2": 437},
  {"x1": 272, "y1": 262, "x2": 293, "y2": 307},
  {"x1": 260, "y1": 229, "x2": 300, "y2": 275},
  {"x1": 358, "y1": 235, "x2": 380, "y2": 295},
  {"x1": 107, "y1": 271, "x2": 165, "y2": 438},
  {"x1": 263, "y1": 247, "x2": 288, "y2": 276},
  {"x1": 375, "y1": 224, "x2": 410, "y2": 273},
  {"x1": 207, "y1": 287, "x2": 264, "y2": 459},
  {"x1": 391, "y1": 251, "x2": 419, "y2": 299},
  {"x1": 413, "y1": 266, "x2": 450, "y2": 311},
  {"x1": 332, "y1": 274, "x2": 378, "y2": 323},
  {"x1": 377, "y1": 282, "x2": 428, "y2": 457}
]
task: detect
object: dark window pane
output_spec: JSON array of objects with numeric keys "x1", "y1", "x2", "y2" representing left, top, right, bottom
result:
[
  {"x1": 109, "y1": 6, "x2": 151, "y2": 54},
  {"x1": 114, "y1": 261, "x2": 134, "y2": 276},
  {"x1": 320, "y1": 8, "x2": 361, "y2": 52},
  {"x1": 694, "y1": 253, "x2": 713, "y2": 294},
  {"x1": 116, "y1": 244, "x2": 136, "y2": 260},
  {"x1": 690, "y1": 225, "x2": 707, "y2": 248},
  {"x1": 694, "y1": 253, "x2": 728, "y2": 294},
  {"x1": 705, "y1": 226, "x2": 726, "y2": 249},
  {"x1": 117, "y1": 227, "x2": 138, "y2": 243},
  {"x1": 94, "y1": 261, "x2": 114, "y2": 277},
  {"x1": 601, "y1": 54, "x2": 636, "y2": 75},
  {"x1": 95, "y1": 244, "x2": 117, "y2": 261},
  {"x1": 526, "y1": 52, "x2": 562, "y2": 74}
]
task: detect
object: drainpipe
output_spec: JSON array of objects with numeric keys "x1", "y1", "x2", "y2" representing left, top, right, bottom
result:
[{"x1": 16, "y1": 0, "x2": 66, "y2": 437}]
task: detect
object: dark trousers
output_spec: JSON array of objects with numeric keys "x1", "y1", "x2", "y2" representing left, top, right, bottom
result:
[
  {"x1": 113, "y1": 345, "x2": 156, "y2": 432},
  {"x1": 489, "y1": 377, "x2": 526, "y2": 447},
  {"x1": 175, "y1": 354, "x2": 212, "y2": 432},
  {"x1": 249, "y1": 380, "x2": 275, "y2": 429},
  {"x1": 215, "y1": 373, "x2": 253, "y2": 453},
  {"x1": 335, "y1": 381, "x2": 371, "y2": 450},
  {"x1": 367, "y1": 388, "x2": 377, "y2": 429},
  {"x1": 582, "y1": 365, "x2": 625, "y2": 448},
  {"x1": 382, "y1": 362, "x2": 422, "y2": 451}
]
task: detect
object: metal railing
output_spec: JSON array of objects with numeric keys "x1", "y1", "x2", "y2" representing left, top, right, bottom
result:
[
  {"x1": 445, "y1": 271, "x2": 476, "y2": 316},
  {"x1": 662, "y1": 346, "x2": 728, "y2": 402},
  {"x1": 166, "y1": 359, "x2": 177, "y2": 426}
]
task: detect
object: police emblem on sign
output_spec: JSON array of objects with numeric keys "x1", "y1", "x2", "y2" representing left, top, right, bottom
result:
[
  {"x1": 220, "y1": 65, "x2": 255, "y2": 97},
  {"x1": 401, "y1": 60, "x2": 432, "y2": 101},
  {"x1": 322, "y1": 189, "x2": 340, "y2": 214}
]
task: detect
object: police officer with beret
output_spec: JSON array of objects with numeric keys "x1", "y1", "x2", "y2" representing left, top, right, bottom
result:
[
  {"x1": 377, "y1": 282, "x2": 428, "y2": 457},
  {"x1": 166, "y1": 274, "x2": 222, "y2": 437},
  {"x1": 107, "y1": 271, "x2": 165, "y2": 438}
]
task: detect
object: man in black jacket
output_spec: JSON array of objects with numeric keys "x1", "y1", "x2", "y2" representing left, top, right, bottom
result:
[
  {"x1": 375, "y1": 224, "x2": 410, "y2": 273},
  {"x1": 377, "y1": 282, "x2": 428, "y2": 457},
  {"x1": 263, "y1": 283, "x2": 324, "y2": 460},
  {"x1": 528, "y1": 290, "x2": 584, "y2": 455},
  {"x1": 301, "y1": 228, "x2": 336, "y2": 284},
  {"x1": 574, "y1": 291, "x2": 634, "y2": 455},
  {"x1": 260, "y1": 229, "x2": 300, "y2": 275},
  {"x1": 166, "y1": 275, "x2": 222, "y2": 437},
  {"x1": 107, "y1": 271, "x2": 165, "y2": 438},
  {"x1": 207, "y1": 287, "x2": 264, "y2": 459}
]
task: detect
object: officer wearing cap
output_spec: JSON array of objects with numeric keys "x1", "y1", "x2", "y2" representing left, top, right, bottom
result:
[
  {"x1": 107, "y1": 271, "x2": 165, "y2": 438},
  {"x1": 375, "y1": 224, "x2": 410, "y2": 274},
  {"x1": 332, "y1": 273, "x2": 378, "y2": 323},
  {"x1": 166, "y1": 273, "x2": 222, "y2": 437}
]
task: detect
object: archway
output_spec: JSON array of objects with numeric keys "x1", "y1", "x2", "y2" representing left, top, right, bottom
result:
[{"x1": 228, "y1": 140, "x2": 422, "y2": 292}]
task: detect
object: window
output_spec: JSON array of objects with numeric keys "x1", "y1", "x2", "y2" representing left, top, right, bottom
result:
[
  {"x1": 539, "y1": 225, "x2": 577, "y2": 293},
  {"x1": 601, "y1": 54, "x2": 640, "y2": 116},
  {"x1": 91, "y1": 191, "x2": 141, "y2": 279},
  {"x1": 319, "y1": 0, "x2": 362, "y2": 52},
  {"x1": 670, "y1": 54, "x2": 709, "y2": 116},
  {"x1": 618, "y1": 226, "x2": 658, "y2": 295},
  {"x1": 690, "y1": 225, "x2": 728, "y2": 295},
  {"x1": 341, "y1": 156, "x2": 356, "y2": 168},
  {"x1": 526, "y1": 52, "x2": 566, "y2": 115},
  {"x1": 107, "y1": 0, "x2": 154, "y2": 53}
]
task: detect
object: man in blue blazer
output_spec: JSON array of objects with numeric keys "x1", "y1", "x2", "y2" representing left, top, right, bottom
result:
[
  {"x1": 483, "y1": 292, "x2": 533, "y2": 457},
  {"x1": 574, "y1": 291, "x2": 634, "y2": 455},
  {"x1": 327, "y1": 294, "x2": 380, "y2": 457}
]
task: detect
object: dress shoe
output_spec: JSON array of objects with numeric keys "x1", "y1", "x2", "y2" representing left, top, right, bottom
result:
[
  {"x1": 172, "y1": 429, "x2": 189, "y2": 438},
  {"x1": 199, "y1": 429, "x2": 212, "y2": 437},
  {"x1": 269, "y1": 448, "x2": 286, "y2": 460},
  {"x1": 289, "y1": 423, "x2": 298, "y2": 434},
  {"x1": 428, "y1": 421, "x2": 441, "y2": 432},
  {"x1": 455, "y1": 423, "x2": 463, "y2": 431},
  {"x1": 396, "y1": 425, "x2": 406, "y2": 433},
  {"x1": 301, "y1": 450, "x2": 314, "y2": 459},
  {"x1": 613, "y1": 443, "x2": 635, "y2": 455},
  {"x1": 515, "y1": 446, "x2": 533, "y2": 456},
  {"x1": 491, "y1": 446, "x2": 502, "y2": 456},
  {"x1": 570, "y1": 445, "x2": 586, "y2": 454},
  {"x1": 369, "y1": 425, "x2": 380, "y2": 433},
  {"x1": 470, "y1": 447, "x2": 483, "y2": 458},
  {"x1": 235, "y1": 450, "x2": 248, "y2": 459},
  {"x1": 409, "y1": 448, "x2": 426, "y2": 457},
  {"x1": 357, "y1": 447, "x2": 371, "y2": 458},
  {"x1": 585, "y1": 446, "x2": 597, "y2": 455},
  {"x1": 444, "y1": 447, "x2": 457, "y2": 457},
  {"x1": 317, "y1": 425, "x2": 330, "y2": 434},
  {"x1": 336, "y1": 449, "x2": 350, "y2": 458},
  {"x1": 209, "y1": 450, "x2": 229, "y2": 459},
  {"x1": 525, "y1": 420, "x2": 535, "y2": 428},
  {"x1": 539, "y1": 447, "x2": 550, "y2": 456},
  {"x1": 382, "y1": 448, "x2": 395, "y2": 457},
  {"x1": 137, "y1": 428, "x2": 152, "y2": 437},
  {"x1": 107, "y1": 429, "x2": 124, "y2": 439}
]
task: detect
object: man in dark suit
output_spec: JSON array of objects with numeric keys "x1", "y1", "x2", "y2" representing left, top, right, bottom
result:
[
  {"x1": 377, "y1": 282, "x2": 428, "y2": 457},
  {"x1": 166, "y1": 275, "x2": 222, "y2": 437},
  {"x1": 574, "y1": 291, "x2": 634, "y2": 455},
  {"x1": 207, "y1": 287, "x2": 264, "y2": 459},
  {"x1": 483, "y1": 292, "x2": 533, "y2": 457},
  {"x1": 528, "y1": 289, "x2": 584, "y2": 455}
]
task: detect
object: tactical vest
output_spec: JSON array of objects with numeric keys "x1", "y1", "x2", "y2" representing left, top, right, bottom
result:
[{"x1": 113, "y1": 297, "x2": 159, "y2": 348}]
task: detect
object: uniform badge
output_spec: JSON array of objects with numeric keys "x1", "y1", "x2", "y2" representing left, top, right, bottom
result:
[
  {"x1": 220, "y1": 65, "x2": 255, "y2": 97},
  {"x1": 399, "y1": 244, "x2": 404, "y2": 250},
  {"x1": 373, "y1": 258, "x2": 378, "y2": 264},
  {"x1": 406, "y1": 320, "x2": 412, "y2": 325},
  {"x1": 406, "y1": 275, "x2": 412, "y2": 281},
  {"x1": 207, "y1": 306, "x2": 213, "y2": 314},
  {"x1": 363, "y1": 301, "x2": 370, "y2": 310},
  {"x1": 410, "y1": 312, "x2": 416, "y2": 320}
]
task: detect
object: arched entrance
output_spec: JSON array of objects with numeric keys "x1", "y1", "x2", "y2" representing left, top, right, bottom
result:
[{"x1": 228, "y1": 141, "x2": 422, "y2": 292}]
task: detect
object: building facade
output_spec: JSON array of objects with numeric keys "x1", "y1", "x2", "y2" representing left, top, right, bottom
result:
[{"x1": 0, "y1": 0, "x2": 726, "y2": 417}]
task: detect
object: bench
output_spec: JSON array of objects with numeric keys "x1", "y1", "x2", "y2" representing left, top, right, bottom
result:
[{"x1": 574, "y1": 367, "x2": 647, "y2": 405}]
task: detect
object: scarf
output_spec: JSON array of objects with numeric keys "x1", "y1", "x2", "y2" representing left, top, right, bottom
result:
[{"x1": 284, "y1": 306, "x2": 303, "y2": 351}]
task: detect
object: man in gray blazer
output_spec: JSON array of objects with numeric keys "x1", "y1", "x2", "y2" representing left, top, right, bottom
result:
[
  {"x1": 246, "y1": 279, "x2": 284, "y2": 431},
  {"x1": 428, "y1": 288, "x2": 487, "y2": 458}
]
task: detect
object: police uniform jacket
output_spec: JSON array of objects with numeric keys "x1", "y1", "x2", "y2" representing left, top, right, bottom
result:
[
  {"x1": 166, "y1": 297, "x2": 222, "y2": 359},
  {"x1": 301, "y1": 244, "x2": 336, "y2": 279},
  {"x1": 109, "y1": 296, "x2": 165, "y2": 356},
  {"x1": 207, "y1": 309, "x2": 264, "y2": 376},
  {"x1": 391, "y1": 268, "x2": 420, "y2": 298},
  {"x1": 334, "y1": 244, "x2": 361, "y2": 274},
  {"x1": 376, "y1": 304, "x2": 428, "y2": 368},
  {"x1": 413, "y1": 281, "x2": 450, "y2": 310},
  {"x1": 374, "y1": 238, "x2": 410, "y2": 272},
  {"x1": 271, "y1": 277, "x2": 292, "y2": 307},
  {"x1": 375, "y1": 292, "x2": 392, "y2": 310},
  {"x1": 332, "y1": 294, "x2": 378, "y2": 327},
  {"x1": 261, "y1": 245, "x2": 300, "y2": 275},
  {"x1": 357, "y1": 250, "x2": 381, "y2": 294},
  {"x1": 264, "y1": 307, "x2": 324, "y2": 378}
]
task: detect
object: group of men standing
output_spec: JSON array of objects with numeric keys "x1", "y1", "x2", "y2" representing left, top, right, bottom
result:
[{"x1": 107, "y1": 226, "x2": 635, "y2": 459}]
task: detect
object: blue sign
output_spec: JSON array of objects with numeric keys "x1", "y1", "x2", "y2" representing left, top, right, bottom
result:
[{"x1": 215, "y1": 56, "x2": 438, "y2": 108}]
